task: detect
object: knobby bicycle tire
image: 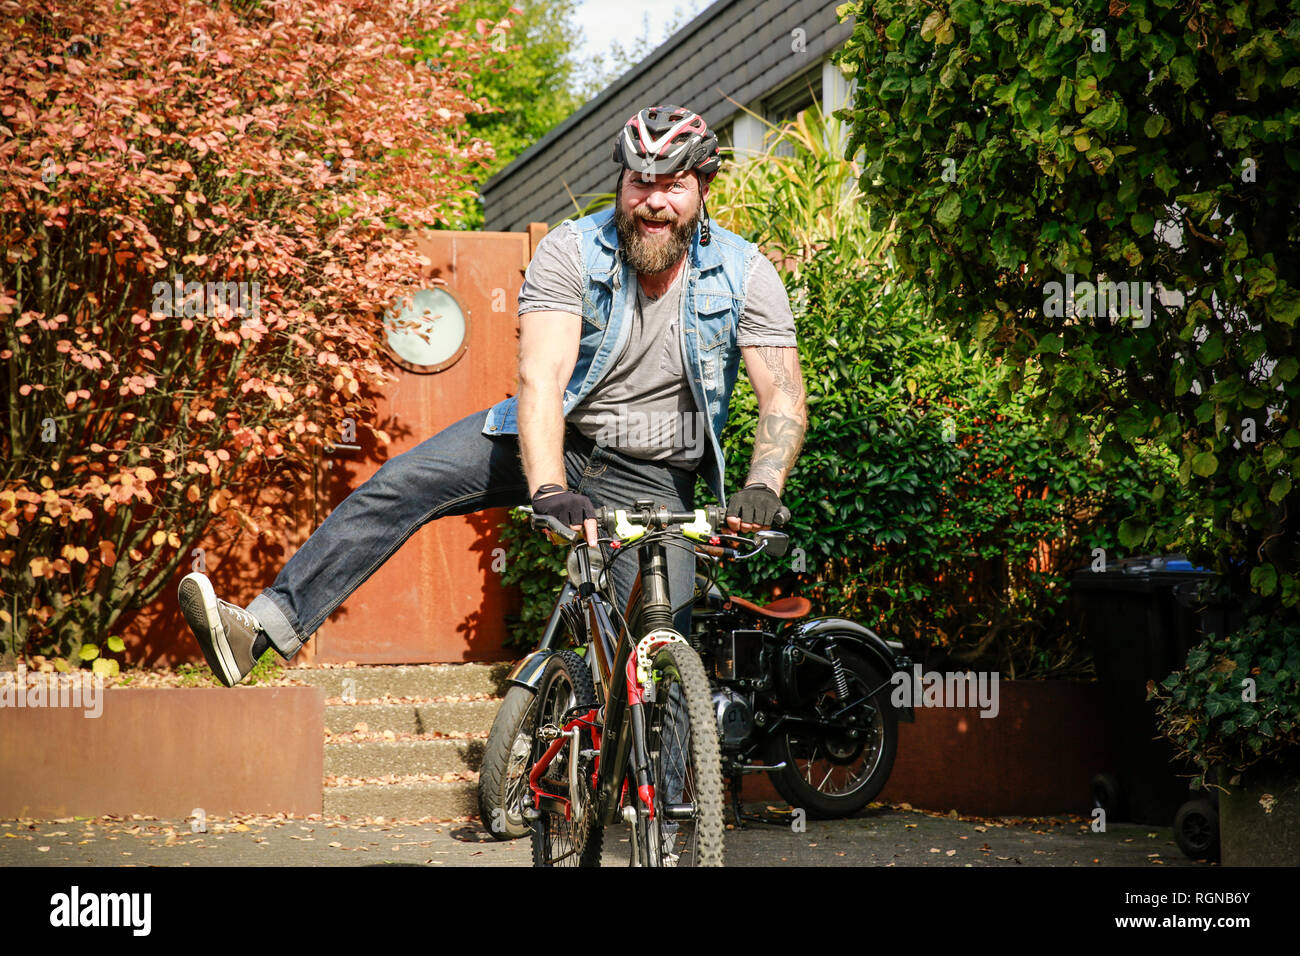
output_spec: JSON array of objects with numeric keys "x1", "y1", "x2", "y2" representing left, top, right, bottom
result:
[
  {"x1": 640, "y1": 642, "x2": 726, "y2": 867},
  {"x1": 478, "y1": 684, "x2": 537, "y2": 840}
]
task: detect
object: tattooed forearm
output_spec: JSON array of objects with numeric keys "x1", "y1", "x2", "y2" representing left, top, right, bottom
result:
[
  {"x1": 747, "y1": 411, "x2": 806, "y2": 492},
  {"x1": 756, "y1": 346, "x2": 803, "y2": 401}
]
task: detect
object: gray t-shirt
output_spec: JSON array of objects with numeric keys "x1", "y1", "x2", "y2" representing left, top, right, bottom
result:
[
  {"x1": 518, "y1": 220, "x2": 798, "y2": 468},
  {"x1": 568, "y1": 269, "x2": 704, "y2": 467}
]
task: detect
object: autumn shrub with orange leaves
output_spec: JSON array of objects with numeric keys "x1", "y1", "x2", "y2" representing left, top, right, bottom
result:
[{"x1": 0, "y1": 0, "x2": 505, "y2": 666}]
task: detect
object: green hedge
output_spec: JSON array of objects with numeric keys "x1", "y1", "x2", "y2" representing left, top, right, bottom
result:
[
  {"x1": 836, "y1": 0, "x2": 1300, "y2": 608},
  {"x1": 718, "y1": 252, "x2": 1182, "y2": 676}
]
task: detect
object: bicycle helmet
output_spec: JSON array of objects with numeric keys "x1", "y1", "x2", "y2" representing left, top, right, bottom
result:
[
  {"x1": 612, "y1": 104, "x2": 721, "y2": 181},
  {"x1": 613, "y1": 104, "x2": 721, "y2": 244}
]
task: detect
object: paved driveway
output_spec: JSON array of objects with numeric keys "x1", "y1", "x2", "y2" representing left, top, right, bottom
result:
[{"x1": 0, "y1": 802, "x2": 1209, "y2": 867}]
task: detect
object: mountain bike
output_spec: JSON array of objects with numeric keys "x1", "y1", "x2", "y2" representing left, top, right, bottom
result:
[
  {"x1": 518, "y1": 500, "x2": 790, "y2": 866},
  {"x1": 480, "y1": 510, "x2": 909, "y2": 842}
]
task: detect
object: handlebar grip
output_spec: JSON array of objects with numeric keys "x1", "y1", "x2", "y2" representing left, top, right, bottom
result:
[
  {"x1": 530, "y1": 512, "x2": 579, "y2": 542},
  {"x1": 772, "y1": 505, "x2": 791, "y2": 529}
]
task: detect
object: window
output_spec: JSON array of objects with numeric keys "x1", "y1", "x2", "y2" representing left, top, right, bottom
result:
[
  {"x1": 384, "y1": 287, "x2": 470, "y2": 373},
  {"x1": 764, "y1": 69, "x2": 822, "y2": 157}
]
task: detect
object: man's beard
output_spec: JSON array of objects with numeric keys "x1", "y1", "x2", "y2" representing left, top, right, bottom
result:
[{"x1": 614, "y1": 200, "x2": 701, "y2": 276}]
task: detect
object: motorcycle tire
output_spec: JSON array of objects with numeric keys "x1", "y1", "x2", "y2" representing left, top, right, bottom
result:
[{"x1": 767, "y1": 649, "x2": 898, "y2": 819}]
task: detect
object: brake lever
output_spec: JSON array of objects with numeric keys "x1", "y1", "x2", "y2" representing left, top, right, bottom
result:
[{"x1": 529, "y1": 512, "x2": 579, "y2": 542}]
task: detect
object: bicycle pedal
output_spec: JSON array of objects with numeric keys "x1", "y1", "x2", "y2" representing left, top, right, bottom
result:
[
  {"x1": 522, "y1": 805, "x2": 541, "y2": 822},
  {"x1": 537, "y1": 723, "x2": 563, "y2": 741}
]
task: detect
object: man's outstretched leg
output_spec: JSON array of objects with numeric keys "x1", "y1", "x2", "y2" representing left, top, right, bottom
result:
[{"x1": 178, "y1": 408, "x2": 533, "y2": 686}]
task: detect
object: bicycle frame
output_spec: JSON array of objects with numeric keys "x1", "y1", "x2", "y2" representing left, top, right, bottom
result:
[
  {"x1": 527, "y1": 535, "x2": 674, "y2": 830},
  {"x1": 521, "y1": 501, "x2": 787, "y2": 865}
]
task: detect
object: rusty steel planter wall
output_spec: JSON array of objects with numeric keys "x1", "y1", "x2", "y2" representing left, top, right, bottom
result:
[
  {"x1": 742, "y1": 681, "x2": 1112, "y2": 817},
  {"x1": 0, "y1": 686, "x2": 324, "y2": 819}
]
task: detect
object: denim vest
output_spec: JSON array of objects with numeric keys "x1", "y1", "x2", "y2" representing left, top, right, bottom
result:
[{"x1": 482, "y1": 206, "x2": 757, "y2": 504}]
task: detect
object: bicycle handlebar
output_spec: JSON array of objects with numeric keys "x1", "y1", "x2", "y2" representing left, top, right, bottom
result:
[{"x1": 527, "y1": 503, "x2": 790, "y2": 558}]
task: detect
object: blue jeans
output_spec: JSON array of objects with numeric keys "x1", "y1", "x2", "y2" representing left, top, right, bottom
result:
[{"x1": 248, "y1": 408, "x2": 700, "y2": 659}]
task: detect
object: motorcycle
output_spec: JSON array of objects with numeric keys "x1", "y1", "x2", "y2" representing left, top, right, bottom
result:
[{"x1": 478, "y1": 522, "x2": 914, "y2": 839}]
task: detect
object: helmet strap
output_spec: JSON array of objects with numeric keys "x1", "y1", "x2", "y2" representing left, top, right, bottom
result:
[{"x1": 698, "y1": 172, "x2": 711, "y2": 246}]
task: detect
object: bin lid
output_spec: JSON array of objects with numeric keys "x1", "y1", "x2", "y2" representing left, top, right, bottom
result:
[{"x1": 1069, "y1": 554, "x2": 1217, "y2": 591}]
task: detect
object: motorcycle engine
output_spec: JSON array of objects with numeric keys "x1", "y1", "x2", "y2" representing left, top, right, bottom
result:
[{"x1": 712, "y1": 687, "x2": 754, "y2": 751}]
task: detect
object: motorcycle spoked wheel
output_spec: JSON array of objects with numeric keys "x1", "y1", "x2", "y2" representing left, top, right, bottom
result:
[
  {"x1": 766, "y1": 649, "x2": 898, "y2": 819},
  {"x1": 528, "y1": 650, "x2": 603, "y2": 867}
]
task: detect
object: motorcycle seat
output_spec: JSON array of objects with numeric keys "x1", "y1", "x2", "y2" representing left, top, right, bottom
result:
[{"x1": 723, "y1": 595, "x2": 812, "y2": 620}]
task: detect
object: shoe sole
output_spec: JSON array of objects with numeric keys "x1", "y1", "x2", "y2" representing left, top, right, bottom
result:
[{"x1": 178, "y1": 573, "x2": 240, "y2": 687}]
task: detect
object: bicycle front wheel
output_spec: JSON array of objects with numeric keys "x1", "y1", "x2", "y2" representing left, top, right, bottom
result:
[{"x1": 640, "y1": 642, "x2": 725, "y2": 867}]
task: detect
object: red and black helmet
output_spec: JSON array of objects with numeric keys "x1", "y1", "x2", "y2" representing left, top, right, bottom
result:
[{"x1": 612, "y1": 104, "x2": 721, "y2": 183}]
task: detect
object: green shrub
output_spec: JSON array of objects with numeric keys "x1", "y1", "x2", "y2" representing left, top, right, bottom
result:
[
  {"x1": 836, "y1": 0, "x2": 1300, "y2": 608},
  {"x1": 719, "y1": 251, "x2": 1183, "y2": 676},
  {"x1": 497, "y1": 507, "x2": 566, "y2": 651},
  {"x1": 1151, "y1": 604, "x2": 1300, "y2": 787}
]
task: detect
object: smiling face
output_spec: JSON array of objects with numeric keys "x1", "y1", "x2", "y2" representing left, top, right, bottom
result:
[{"x1": 613, "y1": 169, "x2": 706, "y2": 277}]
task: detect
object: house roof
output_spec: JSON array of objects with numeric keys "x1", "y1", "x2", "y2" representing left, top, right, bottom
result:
[{"x1": 481, "y1": 0, "x2": 854, "y2": 231}]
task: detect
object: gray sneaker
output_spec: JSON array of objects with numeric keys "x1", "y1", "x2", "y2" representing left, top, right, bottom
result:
[{"x1": 178, "y1": 572, "x2": 268, "y2": 687}]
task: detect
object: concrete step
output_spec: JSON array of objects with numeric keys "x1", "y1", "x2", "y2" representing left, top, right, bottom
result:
[
  {"x1": 325, "y1": 699, "x2": 501, "y2": 736},
  {"x1": 293, "y1": 663, "x2": 512, "y2": 700},
  {"x1": 324, "y1": 737, "x2": 486, "y2": 777},
  {"x1": 323, "y1": 778, "x2": 479, "y2": 820}
]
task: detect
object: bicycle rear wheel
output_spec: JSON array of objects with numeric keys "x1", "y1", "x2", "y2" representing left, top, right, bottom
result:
[
  {"x1": 478, "y1": 684, "x2": 537, "y2": 840},
  {"x1": 528, "y1": 650, "x2": 602, "y2": 867},
  {"x1": 640, "y1": 642, "x2": 725, "y2": 867}
]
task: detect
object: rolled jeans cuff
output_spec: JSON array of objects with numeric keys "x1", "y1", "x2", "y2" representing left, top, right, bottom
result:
[{"x1": 247, "y1": 592, "x2": 305, "y2": 660}]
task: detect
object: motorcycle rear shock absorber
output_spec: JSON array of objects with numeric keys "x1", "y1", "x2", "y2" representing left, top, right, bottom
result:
[{"x1": 824, "y1": 643, "x2": 851, "y2": 700}]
